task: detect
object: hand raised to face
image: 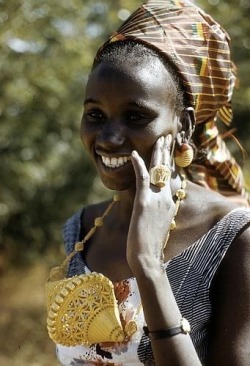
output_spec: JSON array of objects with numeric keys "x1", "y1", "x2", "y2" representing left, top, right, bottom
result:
[
  {"x1": 149, "y1": 135, "x2": 173, "y2": 189},
  {"x1": 127, "y1": 135, "x2": 177, "y2": 275},
  {"x1": 131, "y1": 135, "x2": 173, "y2": 192}
]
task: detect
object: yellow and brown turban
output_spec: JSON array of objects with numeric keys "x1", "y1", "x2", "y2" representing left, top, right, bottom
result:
[{"x1": 97, "y1": 0, "x2": 249, "y2": 203}]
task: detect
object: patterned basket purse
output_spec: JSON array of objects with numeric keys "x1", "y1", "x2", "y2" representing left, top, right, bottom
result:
[{"x1": 46, "y1": 270, "x2": 126, "y2": 346}]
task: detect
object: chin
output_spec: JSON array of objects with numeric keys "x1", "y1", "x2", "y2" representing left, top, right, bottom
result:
[{"x1": 100, "y1": 176, "x2": 136, "y2": 192}]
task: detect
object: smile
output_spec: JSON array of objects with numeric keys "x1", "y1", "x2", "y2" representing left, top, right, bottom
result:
[{"x1": 101, "y1": 156, "x2": 130, "y2": 168}]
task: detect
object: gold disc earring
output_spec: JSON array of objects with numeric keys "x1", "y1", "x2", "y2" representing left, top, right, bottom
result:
[{"x1": 174, "y1": 143, "x2": 194, "y2": 167}]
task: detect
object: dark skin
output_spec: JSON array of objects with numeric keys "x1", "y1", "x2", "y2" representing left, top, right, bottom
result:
[{"x1": 80, "y1": 59, "x2": 250, "y2": 365}]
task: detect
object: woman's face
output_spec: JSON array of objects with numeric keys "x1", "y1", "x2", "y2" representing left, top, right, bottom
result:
[{"x1": 81, "y1": 59, "x2": 179, "y2": 191}]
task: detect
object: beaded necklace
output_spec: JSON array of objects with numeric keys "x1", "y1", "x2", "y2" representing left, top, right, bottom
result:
[
  {"x1": 48, "y1": 176, "x2": 186, "y2": 280},
  {"x1": 45, "y1": 175, "x2": 186, "y2": 346}
]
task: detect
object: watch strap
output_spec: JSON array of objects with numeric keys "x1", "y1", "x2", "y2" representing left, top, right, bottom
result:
[{"x1": 143, "y1": 318, "x2": 191, "y2": 340}]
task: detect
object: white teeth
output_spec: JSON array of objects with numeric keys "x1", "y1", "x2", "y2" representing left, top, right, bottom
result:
[
  {"x1": 101, "y1": 155, "x2": 130, "y2": 168},
  {"x1": 101, "y1": 157, "x2": 110, "y2": 166}
]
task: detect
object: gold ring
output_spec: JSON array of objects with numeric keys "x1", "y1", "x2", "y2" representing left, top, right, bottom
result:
[{"x1": 150, "y1": 164, "x2": 171, "y2": 188}]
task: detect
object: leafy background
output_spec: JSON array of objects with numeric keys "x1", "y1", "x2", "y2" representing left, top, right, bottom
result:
[{"x1": 0, "y1": 0, "x2": 249, "y2": 364}]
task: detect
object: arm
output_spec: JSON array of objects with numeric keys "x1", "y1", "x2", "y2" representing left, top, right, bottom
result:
[
  {"x1": 136, "y1": 266, "x2": 201, "y2": 365},
  {"x1": 208, "y1": 225, "x2": 250, "y2": 365},
  {"x1": 127, "y1": 137, "x2": 202, "y2": 365}
]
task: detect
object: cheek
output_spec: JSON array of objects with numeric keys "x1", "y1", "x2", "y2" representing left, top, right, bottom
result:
[
  {"x1": 134, "y1": 132, "x2": 158, "y2": 167},
  {"x1": 80, "y1": 123, "x2": 87, "y2": 147},
  {"x1": 143, "y1": 121, "x2": 169, "y2": 145},
  {"x1": 137, "y1": 122, "x2": 171, "y2": 166},
  {"x1": 80, "y1": 120, "x2": 95, "y2": 151}
]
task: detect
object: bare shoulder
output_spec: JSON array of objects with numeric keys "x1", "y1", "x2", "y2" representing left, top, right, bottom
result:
[
  {"x1": 175, "y1": 181, "x2": 247, "y2": 248},
  {"x1": 184, "y1": 180, "x2": 248, "y2": 226}
]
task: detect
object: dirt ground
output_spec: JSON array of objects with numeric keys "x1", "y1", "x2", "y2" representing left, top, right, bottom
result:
[{"x1": 0, "y1": 260, "x2": 59, "y2": 366}]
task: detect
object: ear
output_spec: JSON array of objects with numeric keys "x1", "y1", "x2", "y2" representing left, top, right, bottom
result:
[
  {"x1": 173, "y1": 108, "x2": 196, "y2": 168},
  {"x1": 176, "y1": 107, "x2": 195, "y2": 144}
]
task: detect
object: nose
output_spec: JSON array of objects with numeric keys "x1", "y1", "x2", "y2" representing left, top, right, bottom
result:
[{"x1": 96, "y1": 120, "x2": 125, "y2": 150}]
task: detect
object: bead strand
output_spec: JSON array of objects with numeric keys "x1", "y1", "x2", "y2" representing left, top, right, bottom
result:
[
  {"x1": 161, "y1": 175, "x2": 186, "y2": 263},
  {"x1": 48, "y1": 194, "x2": 120, "y2": 281}
]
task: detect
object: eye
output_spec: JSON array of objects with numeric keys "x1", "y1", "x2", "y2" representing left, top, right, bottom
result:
[
  {"x1": 85, "y1": 109, "x2": 106, "y2": 123},
  {"x1": 125, "y1": 111, "x2": 150, "y2": 125}
]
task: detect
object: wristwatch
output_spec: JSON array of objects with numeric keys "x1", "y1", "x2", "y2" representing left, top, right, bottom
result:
[{"x1": 143, "y1": 318, "x2": 191, "y2": 340}]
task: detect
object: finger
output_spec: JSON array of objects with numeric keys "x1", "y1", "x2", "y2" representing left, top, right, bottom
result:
[
  {"x1": 161, "y1": 135, "x2": 174, "y2": 190},
  {"x1": 150, "y1": 136, "x2": 164, "y2": 168},
  {"x1": 154, "y1": 135, "x2": 172, "y2": 191},
  {"x1": 131, "y1": 150, "x2": 150, "y2": 190},
  {"x1": 162, "y1": 134, "x2": 173, "y2": 166}
]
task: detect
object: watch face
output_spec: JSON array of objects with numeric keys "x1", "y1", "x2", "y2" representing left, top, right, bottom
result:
[{"x1": 181, "y1": 318, "x2": 191, "y2": 333}]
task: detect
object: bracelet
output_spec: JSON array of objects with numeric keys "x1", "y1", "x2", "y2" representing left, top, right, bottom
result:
[{"x1": 143, "y1": 318, "x2": 191, "y2": 340}]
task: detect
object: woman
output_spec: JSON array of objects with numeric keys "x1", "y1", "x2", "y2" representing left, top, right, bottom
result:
[{"x1": 46, "y1": 1, "x2": 250, "y2": 365}]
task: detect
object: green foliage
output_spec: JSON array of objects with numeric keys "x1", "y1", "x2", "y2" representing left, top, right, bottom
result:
[
  {"x1": 0, "y1": 0, "x2": 249, "y2": 264},
  {"x1": 0, "y1": 0, "x2": 142, "y2": 263}
]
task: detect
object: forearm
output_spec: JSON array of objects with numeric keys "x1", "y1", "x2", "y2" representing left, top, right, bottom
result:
[{"x1": 135, "y1": 262, "x2": 202, "y2": 366}]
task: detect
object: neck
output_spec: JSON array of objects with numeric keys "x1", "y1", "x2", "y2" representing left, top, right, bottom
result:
[{"x1": 110, "y1": 172, "x2": 184, "y2": 225}]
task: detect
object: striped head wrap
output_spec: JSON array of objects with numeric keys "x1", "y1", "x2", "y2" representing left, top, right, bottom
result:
[{"x1": 96, "y1": 0, "x2": 248, "y2": 203}]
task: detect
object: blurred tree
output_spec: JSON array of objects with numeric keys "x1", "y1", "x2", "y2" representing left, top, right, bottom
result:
[
  {"x1": 0, "y1": 0, "x2": 249, "y2": 265},
  {"x1": 0, "y1": 0, "x2": 141, "y2": 264}
]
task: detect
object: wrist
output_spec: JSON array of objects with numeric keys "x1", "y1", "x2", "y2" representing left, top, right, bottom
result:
[
  {"x1": 129, "y1": 255, "x2": 164, "y2": 279},
  {"x1": 144, "y1": 318, "x2": 191, "y2": 340}
]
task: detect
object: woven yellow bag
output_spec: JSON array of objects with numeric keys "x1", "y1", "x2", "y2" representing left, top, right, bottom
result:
[{"x1": 46, "y1": 272, "x2": 126, "y2": 346}]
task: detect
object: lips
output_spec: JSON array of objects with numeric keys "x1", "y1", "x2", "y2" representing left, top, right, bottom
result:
[{"x1": 101, "y1": 155, "x2": 131, "y2": 168}]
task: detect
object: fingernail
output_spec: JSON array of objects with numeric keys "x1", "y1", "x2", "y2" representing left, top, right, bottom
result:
[
  {"x1": 166, "y1": 134, "x2": 173, "y2": 147},
  {"x1": 157, "y1": 136, "x2": 164, "y2": 145}
]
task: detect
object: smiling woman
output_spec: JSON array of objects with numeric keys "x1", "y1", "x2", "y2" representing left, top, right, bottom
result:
[
  {"x1": 81, "y1": 49, "x2": 180, "y2": 191},
  {"x1": 46, "y1": 1, "x2": 250, "y2": 365}
]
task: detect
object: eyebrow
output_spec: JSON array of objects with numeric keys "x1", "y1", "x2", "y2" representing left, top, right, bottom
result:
[
  {"x1": 83, "y1": 98, "x2": 154, "y2": 110},
  {"x1": 125, "y1": 101, "x2": 156, "y2": 112},
  {"x1": 126, "y1": 101, "x2": 148, "y2": 108},
  {"x1": 84, "y1": 98, "x2": 101, "y2": 106}
]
